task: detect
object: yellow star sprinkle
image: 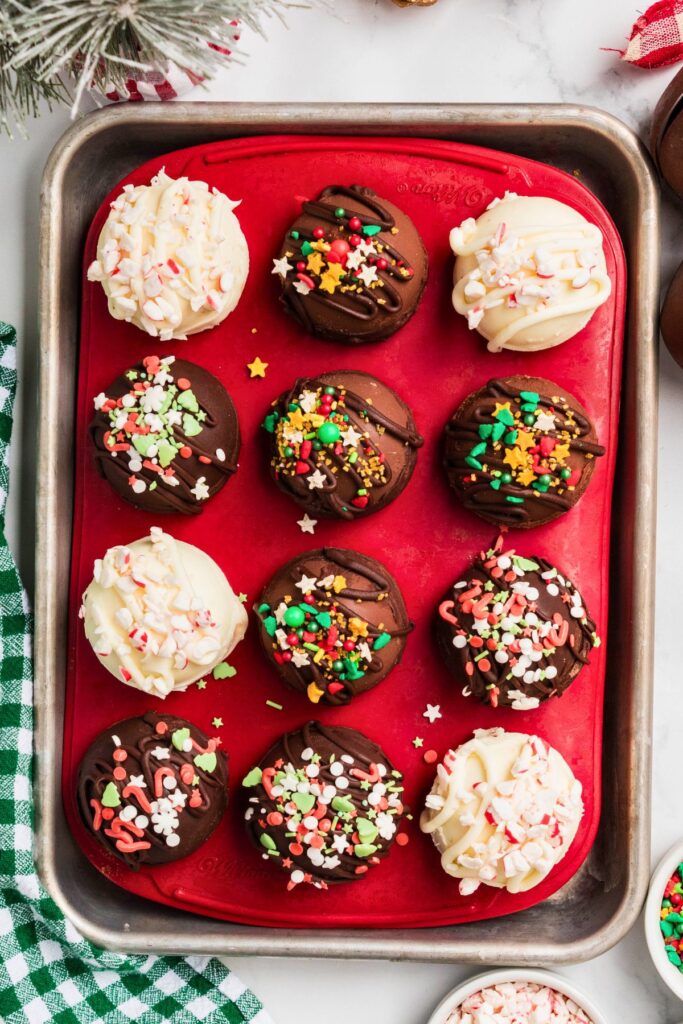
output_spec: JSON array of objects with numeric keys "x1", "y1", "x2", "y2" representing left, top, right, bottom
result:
[
  {"x1": 553, "y1": 443, "x2": 571, "y2": 463},
  {"x1": 493, "y1": 402, "x2": 512, "y2": 418},
  {"x1": 247, "y1": 356, "x2": 268, "y2": 378},
  {"x1": 516, "y1": 467, "x2": 537, "y2": 487},
  {"x1": 285, "y1": 408, "x2": 305, "y2": 431},
  {"x1": 349, "y1": 617, "x2": 369, "y2": 637},
  {"x1": 318, "y1": 270, "x2": 341, "y2": 295},
  {"x1": 332, "y1": 575, "x2": 348, "y2": 594},
  {"x1": 515, "y1": 430, "x2": 535, "y2": 452},
  {"x1": 325, "y1": 262, "x2": 344, "y2": 283},
  {"x1": 306, "y1": 251, "x2": 325, "y2": 276},
  {"x1": 504, "y1": 447, "x2": 527, "y2": 471}
]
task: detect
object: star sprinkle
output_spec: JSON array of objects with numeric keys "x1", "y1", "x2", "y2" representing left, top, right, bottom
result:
[
  {"x1": 247, "y1": 357, "x2": 268, "y2": 378},
  {"x1": 306, "y1": 251, "x2": 325, "y2": 276},
  {"x1": 298, "y1": 391, "x2": 318, "y2": 414},
  {"x1": 190, "y1": 476, "x2": 210, "y2": 501},
  {"x1": 272, "y1": 256, "x2": 293, "y2": 278},
  {"x1": 412, "y1": 737, "x2": 424, "y2": 749},
  {"x1": 516, "y1": 467, "x2": 537, "y2": 487},
  {"x1": 212, "y1": 717, "x2": 223, "y2": 728},
  {"x1": 345, "y1": 248, "x2": 365, "y2": 271},
  {"x1": 292, "y1": 650, "x2": 311, "y2": 668},
  {"x1": 295, "y1": 574, "x2": 318, "y2": 595},
  {"x1": 238, "y1": 593, "x2": 248, "y2": 603},
  {"x1": 297, "y1": 514, "x2": 317, "y2": 534},
  {"x1": 357, "y1": 264, "x2": 379, "y2": 288},
  {"x1": 504, "y1": 447, "x2": 527, "y2": 471},
  {"x1": 515, "y1": 430, "x2": 536, "y2": 452},
  {"x1": 355, "y1": 240, "x2": 376, "y2": 259},
  {"x1": 196, "y1": 679, "x2": 207, "y2": 690},
  {"x1": 535, "y1": 411, "x2": 557, "y2": 432},
  {"x1": 493, "y1": 401, "x2": 512, "y2": 419},
  {"x1": 294, "y1": 280, "x2": 312, "y2": 296},
  {"x1": 307, "y1": 469, "x2": 326, "y2": 490},
  {"x1": 319, "y1": 270, "x2": 341, "y2": 295},
  {"x1": 341, "y1": 425, "x2": 363, "y2": 447},
  {"x1": 423, "y1": 704, "x2": 442, "y2": 723}
]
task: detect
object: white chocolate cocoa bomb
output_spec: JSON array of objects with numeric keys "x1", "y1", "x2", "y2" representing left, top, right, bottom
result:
[
  {"x1": 87, "y1": 170, "x2": 249, "y2": 340},
  {"x1": 420, "y1": 728, "x2": 583, "y2": 896},
  {"x1": 81, "y1": 527, "x2": 247, "y2": 697},
  {"x1": 450, "y1": 193, "x2": 612, "y2": 353},
  {"x1": 447, "y1": 981, "x2": 594, "y2": 1024}
]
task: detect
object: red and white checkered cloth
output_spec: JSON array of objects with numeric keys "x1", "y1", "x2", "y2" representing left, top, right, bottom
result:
[
  {"x1": 619, "y1": 1, "x2": 683, "y2": 68},
  {"x1": 101, "y1": 27, "x2": 240, "y2": 103}
]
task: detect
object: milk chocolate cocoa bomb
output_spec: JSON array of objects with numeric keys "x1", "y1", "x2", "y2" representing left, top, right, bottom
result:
[
  {"x1": 77, "y1": 711, "x2": 228, "y2": 868},
  {"x1": 262, "y1": 369, "x2": 423, "y2": 520},
  {"x1": 272, "y1": 185, "x2": 428, "y2": 343},
  {"x1": 443, "y1": 375, "x2": 604, "y2": 529},
  {"x1": 242, "y1": 721, "x2": 406, "y2": 889},
  {"x1": 254, "y1": 547, "x2": 412, "y2": 706},
  {"x1": 91, "y1": 354, "x2": 240, "y2": 514}
]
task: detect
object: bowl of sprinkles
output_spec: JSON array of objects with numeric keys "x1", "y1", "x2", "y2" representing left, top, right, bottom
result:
[
  {"x1": 645, "y1": 840, "x2": 683, "y2": 1000},
  {"x1": 427, "y1": 969, "x2": 606, "y2": 1024}
]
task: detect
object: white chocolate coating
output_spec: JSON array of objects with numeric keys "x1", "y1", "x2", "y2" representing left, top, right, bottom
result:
[
  {"x1": 87, "y1": 170, "x2": 249, "y2": 340},
  {"x1": 81, "y1": 527, "x2": 247, "y2": 697},
  {"x1": 420, "y1": 728, "x2": 583, "y2": 895},
  {"x1": 446, "y1": 981, "x2": 593, "y2": 1024},
  {"x1": 450, "y1": 193, "x2": 611, "y2": 353}
]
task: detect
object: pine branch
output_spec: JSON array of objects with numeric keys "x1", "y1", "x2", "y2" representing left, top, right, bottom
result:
[{"x1": 0, "y1": 0, "x2": 309, "y2": 136}]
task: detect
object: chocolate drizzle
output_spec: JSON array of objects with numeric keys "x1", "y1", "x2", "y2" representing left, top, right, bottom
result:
[
  {"x1": 243, "y1": 722, "x2": 406, "y2": 887},
  {"x1": 265, "y1": 370, "x2": 423, "y2": 521},
  {"x1": 275, "y1": 185, "x2": 428, "y2": 344},
  {"x1": 90, "y1": 355, "x2": 240, "y2": 516},
  {"x1": 77, "y1": 711, "x2": 228, "y2": 869},
  {"x1": 444, "y1": 375, "x2": 605, "y2": 528},
  {"x1": 436, "y1": 540, "x2": 598, "y2": 710},
  {"x1": 255, "y1": 547, "x2": 412, "y2": 706}
]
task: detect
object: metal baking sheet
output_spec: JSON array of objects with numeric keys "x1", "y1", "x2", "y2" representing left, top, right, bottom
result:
[{"x1": 35, "y1": 103, "x2": 658, "y2": 963}]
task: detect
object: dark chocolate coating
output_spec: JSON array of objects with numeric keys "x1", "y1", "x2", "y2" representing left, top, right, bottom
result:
[
  {"x1": 242, "y1": 721, "x2": 406, "y2": 887},
  {"x1": 263, "y1": 369, "x2": 423, "y2": 520},
  {"x1": 651, "y1": 66, "x2": 683, "y2": 198},
  {"x1": 661, "y1": 261, "x2": 683, "y2": 369},
  {"x1": 91, "y1": 355, "x2": 239, "y2": 515},
  {"x1": 77, "y1": 711, "x2": 228, "y2": 868},
  {"x1": 275, "y1": 185, "x2": 428, "y2": 344},
  {"x1": 443, "y1": 375, "x2": 604, "y2": 529},
  {"x1": 254, "y1": 547, "x2": 412, "y2": 706},
  {"x1": 437, "y1": 540, "x2": 598, "y2": 709}
]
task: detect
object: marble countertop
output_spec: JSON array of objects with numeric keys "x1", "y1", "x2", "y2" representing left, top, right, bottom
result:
[{"x1": 2, "y1": 0, "x2": 682, "y2": 1020}]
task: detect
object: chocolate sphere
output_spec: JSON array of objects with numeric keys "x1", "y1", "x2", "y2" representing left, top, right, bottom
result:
[
  {"x1": 254, "y1": 547, "x2": 412, "y2": 706},
  {"x1": 437, "y1": 538, "x2": 599, "y2": 710},
  {"x1": 263, "y1": 369, "x2": 423, "y2": 520},
  {"x1": 77, "y1": 711, "x2": 228, "y2": 868},
  {"x1": 242, "y1": 721, "x2": 406, "y2": 889},
  {"x1": 91, "y1": 354, "x2": 239, "y2": 514},
  {"x1": 272, "y1": 185, "x2": 428, "y2": 344},
  {"x1": 443, "y1": 376, "x2": 604, "y2": 528}
]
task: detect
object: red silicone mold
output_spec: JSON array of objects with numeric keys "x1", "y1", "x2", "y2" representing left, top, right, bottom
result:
[{"x1": 63, "y1": 135, "x2": 625, "y2": 928}]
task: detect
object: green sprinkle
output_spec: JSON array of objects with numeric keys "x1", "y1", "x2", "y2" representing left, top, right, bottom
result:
[
  {"x1": 470, "y1": 442, "x2": 487, "y2": 458},
  {"x1": 506, "y1": 495, "x2": 525, "y2": 504},
  {"x1": 316, "y1": 612, "x2": 332, "y2": 629},
  {"x1": 512, "y1": 555, "x2": 540, "y2": 572},
  {"x1": 494, "y1": 408, "x2": 515, "y2": 427},
  {"x1": 362, "y1": 224, "x2": 381, "y2": 236},
  {"x1": 213, "y1": 662, "x2": 236, "y2": 680},
  {"x1": 504, "y1": 431, "x2": 518, "y2": 444},
  {"x1": 171, "y1": 728, "x2": 191, "y2": 751},
  {"x1": 177, "y1": 389, "x2": 199, "y2": 413},
  {"x1": 290, "y1": 230, "x2": 300, "y2": 240},
  {"x1": 478, "y1": 423, "x2": 493, "y2": 440},
  {"x1": 465, "y1": 456, "x2": 482, "y2": 471},
  {"x1": 301, "y1": 241, "x2": 313, "y2": 256},
  {"x1": 292, "y1": 792, "x2": 315, "y2": 814},
  {"x1": 157, "y1": 440, "x2": 177, "y2": 468},
  {"x1": 194, "y1": 752, "x2": 217, "y2": 773},
  {"x1": 491, "y1": 421, "x2": 507, "y2": 442},
  {"x1": 373, "y1": 632, "x2": 391, "y2": 651},
  {"x1": 332, "y1": 796, "x2": 354, "y2": 814},
  {"x1": 489, "y1": 479, "x2": 501, "y2": 491},
  {"x1": 260, "y1": 833, "x2": 277, "y2": 851},
  {"x1": 354, "y1": 843, "x2": 378, "y2": 858},
  {"x1": 263, "y1": 616, "x2": 277, "y2": 637},
  {"x1": 356, "y1": 818, "x2": 378, "y2": 843},
  {"x1": 520, "y1": 390, "x2": 540, "y2": 403},
  {"x1": 266, "y1": 700, "x2": 283, "y2": 711},
  {"x1": 334, "y1": 207, "x2": 346, "y2": 218},
  {"x1": 182, "y1": 413, "x2": 202, "y2": 437},
  {"x1": 101, "y1": 782, "x2": 120, "y2": 808}
]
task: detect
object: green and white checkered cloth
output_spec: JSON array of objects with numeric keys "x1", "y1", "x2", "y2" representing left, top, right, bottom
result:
[{"x1": 0, "y1": 322, "x2": 272, "y2": 1024}]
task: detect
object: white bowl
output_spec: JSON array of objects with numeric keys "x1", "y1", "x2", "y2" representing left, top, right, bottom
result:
[
  {"x1": 645, "y1": 839, "x2": 683, "y2": 1001},
  {"x1": 427, "y1": 967, "x2": 607, "y2": 1024}
]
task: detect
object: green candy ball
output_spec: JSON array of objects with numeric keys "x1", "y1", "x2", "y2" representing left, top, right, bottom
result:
[
  {"x1": 560, "y1": 467, "x2": 572, "y2": 480},
  {"x1": 334, "y1": 207, "x2": 346, "y2": 218},
  {"x1": 523, "y1": 414, "x2": 535, "y2": 426},
  {"x1": 317, "y1": 422, "x2": 341, "y2": 444},
  {"x1": 501, "y1": 473, "x2": 513, "y2": 485},
  {"x1": 283, "y1": 607, "x2": 305, "y2": 628},
  {"x1": 538, "y1": 474, "x2": 551, "y2": 487}
]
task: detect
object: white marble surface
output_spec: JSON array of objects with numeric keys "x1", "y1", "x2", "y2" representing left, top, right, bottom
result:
[{"x1": 2, "y1": 0, "x2": 683, "y2": 1020}]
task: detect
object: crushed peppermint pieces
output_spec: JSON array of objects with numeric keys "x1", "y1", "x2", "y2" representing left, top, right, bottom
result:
[{"x1": 445, "y1": 981, "x2": 594, "y2": 1023}]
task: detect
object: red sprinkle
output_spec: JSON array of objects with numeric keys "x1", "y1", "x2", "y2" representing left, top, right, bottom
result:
[
  {"x1": 177, "y1": 377, "x2": 191, "y2": 390},
  {"x1": 396, "y1": 832, "x2": 410, "y2": 846},
  {"x1": 423, "y1": 750, "x2": 438, "y2": 764}
]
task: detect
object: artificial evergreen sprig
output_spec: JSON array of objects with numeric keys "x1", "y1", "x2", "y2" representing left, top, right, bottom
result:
[{"x1": 0, "y1": 0, "x2": 304, "y2": 138}]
